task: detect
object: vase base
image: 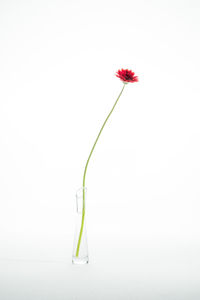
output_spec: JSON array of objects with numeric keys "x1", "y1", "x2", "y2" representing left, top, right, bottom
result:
[{"x1": 72, "y1": 256, "x2": 89, "y2": 265}]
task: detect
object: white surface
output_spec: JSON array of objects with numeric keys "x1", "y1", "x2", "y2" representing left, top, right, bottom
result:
[
  {"x1": 0, "y1": 0, "x2": 200, "y2": 299},
  {"x1": 0, "y1": 236, "x2": 200, "y2": 299}
]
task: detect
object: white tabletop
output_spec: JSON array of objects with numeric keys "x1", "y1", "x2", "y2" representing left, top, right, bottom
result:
[{"x1": 0, "y1": 234, "x2": 199, "y2": 300}]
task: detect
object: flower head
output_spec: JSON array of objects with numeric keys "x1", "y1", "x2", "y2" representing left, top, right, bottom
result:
[{"x1": 116, "y1": 68, "x2": 138, "y2": 83}]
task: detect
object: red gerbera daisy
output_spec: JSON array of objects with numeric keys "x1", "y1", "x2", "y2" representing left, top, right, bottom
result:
[{"x1": 116, "y1": 68, "x2": 138, "y2": 83}]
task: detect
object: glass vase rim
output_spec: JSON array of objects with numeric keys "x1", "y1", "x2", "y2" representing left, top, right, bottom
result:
[{"x1": 76, "y1": 186, "x2": 87, "y2": 197}]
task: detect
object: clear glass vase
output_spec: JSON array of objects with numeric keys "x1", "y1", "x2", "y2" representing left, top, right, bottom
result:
[{"x1": 72, "y1": 187, "x2": 89, "y2": 264}]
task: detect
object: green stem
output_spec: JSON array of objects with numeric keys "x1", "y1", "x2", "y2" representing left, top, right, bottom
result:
[{"x1": 75, "y1": 83, "x2": 126, "y2": 257}]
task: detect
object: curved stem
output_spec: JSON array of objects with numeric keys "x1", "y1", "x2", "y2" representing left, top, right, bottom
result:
[{"x1": 75, "y1": 83, "x2": 126, "y2": 257}]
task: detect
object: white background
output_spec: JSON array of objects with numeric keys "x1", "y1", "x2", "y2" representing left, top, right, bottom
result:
[{"x1": 0, "y1": 0, "x2": 200, "y2": 299}]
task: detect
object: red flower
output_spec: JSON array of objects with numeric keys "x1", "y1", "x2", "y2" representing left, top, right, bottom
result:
[{"x1": 116, "y1": 68, "x2": 138, "y2": 83}]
